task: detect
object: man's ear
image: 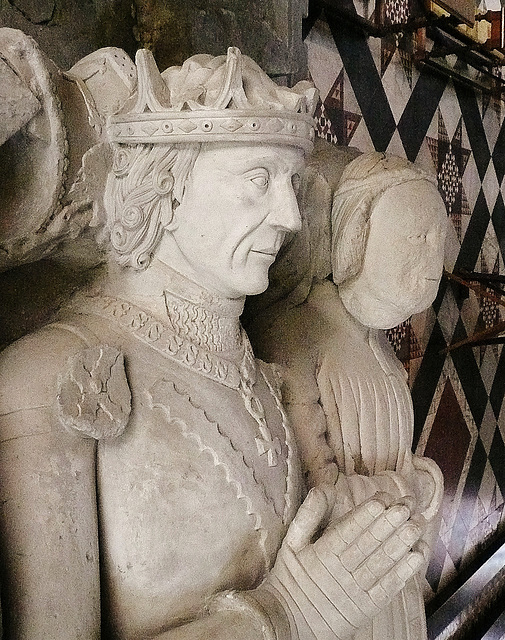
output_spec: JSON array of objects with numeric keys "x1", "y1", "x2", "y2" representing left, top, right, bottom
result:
[{"x1": 160, "y1": 199, "x2": 181, "y2": 231}]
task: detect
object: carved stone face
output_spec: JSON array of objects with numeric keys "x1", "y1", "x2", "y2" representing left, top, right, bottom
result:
[
  {"x1": 157, "y1": 143, "x2": 305, "y2": 299},
  {"x1": 339, "y1": 180, "x2": 447, "y2": 329}
]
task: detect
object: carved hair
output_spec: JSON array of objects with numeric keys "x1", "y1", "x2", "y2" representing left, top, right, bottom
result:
[
  {"x1": 105, "y1": 143, "x2": 201, "y2": 269},
  {"x1": 331, "y1": 151, "x2": 438, "y2": 285}
]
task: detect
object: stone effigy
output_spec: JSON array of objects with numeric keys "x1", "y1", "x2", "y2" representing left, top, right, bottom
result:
[
  {"x1": 252, "y1": 150, "x2": 447, "y2": 639},
  {"x1": 0, "y1": 30, "x2": 435, "y2": 639}
]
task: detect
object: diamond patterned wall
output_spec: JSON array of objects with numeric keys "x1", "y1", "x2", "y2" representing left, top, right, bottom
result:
[{"x1": 306, "y1": 15, "x2": 505, "y2": 598}]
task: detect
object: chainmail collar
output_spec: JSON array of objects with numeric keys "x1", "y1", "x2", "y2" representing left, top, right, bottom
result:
[{"x1": 162, "y1": 268, "x2": 244, "y2": 354}]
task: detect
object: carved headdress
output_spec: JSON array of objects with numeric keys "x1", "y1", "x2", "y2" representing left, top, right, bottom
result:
[
  {"x1": 331, "y1": 152, "x2": 440, "y2": 284},
  {"x1": 107, "y1": 47, "x2": 318, "y2": 152}
]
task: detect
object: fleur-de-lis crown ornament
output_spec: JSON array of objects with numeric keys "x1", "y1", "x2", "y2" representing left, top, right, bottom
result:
[{"x1": 107, "y1": 47, "x2": 318, "y2": 152}]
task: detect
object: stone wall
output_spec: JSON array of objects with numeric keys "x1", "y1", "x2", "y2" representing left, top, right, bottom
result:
[{"x1": 0, "y1": 0, "x2": 307, "y2": 80}]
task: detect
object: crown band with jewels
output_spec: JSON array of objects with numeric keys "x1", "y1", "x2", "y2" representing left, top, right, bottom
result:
[
  {"x1": 107, "y1": 47, "x2": 318, "y2": 152},
  {"x1": 110, "y1": 110, "x2": 315, "y2": 149}
]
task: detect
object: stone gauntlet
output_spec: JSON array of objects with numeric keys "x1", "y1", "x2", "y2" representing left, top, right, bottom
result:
[{"x1": 228, "y1": 487, "x2": 428, "y2": 640}]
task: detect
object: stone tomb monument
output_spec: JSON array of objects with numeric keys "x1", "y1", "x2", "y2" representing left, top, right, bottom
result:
[{"x1": 0, "y1": 30, "x2": 444, "y2": 640}]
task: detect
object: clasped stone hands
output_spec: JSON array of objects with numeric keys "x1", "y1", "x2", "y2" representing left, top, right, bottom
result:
[{"x1": 259, "y1": 484, "x2": 428, "y2": 640}]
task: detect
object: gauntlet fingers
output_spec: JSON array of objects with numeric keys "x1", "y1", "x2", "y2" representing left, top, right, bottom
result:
[
  {"x1": 339, "y1": 502, "x2": 411, "y2": 572},
  {"x1": 367, "y1": 547, "x2": 425, "y2": 609},
  {"x1": 320, "y1": 497, "x2": 389, "y2": 557},
  {"x1": 353, "y1": 520, "x2": 422, "y2": 588},
  {"x1": 268, "y1": 493, "x2": 427, "y2": 639},
  {"x1": 312, "y1": 530, "x2": 425, "y2": 622},
  {"x1": 312, "y1": 542, "x2": 382, "y2": 624},
  {"x1": 285, "y1": 487, "x2": 333, "y2": 553}
]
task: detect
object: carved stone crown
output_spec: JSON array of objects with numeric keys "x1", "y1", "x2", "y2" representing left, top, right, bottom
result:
[{"x1": 107, "y1": 47, "x2": 318, "y2": 152}]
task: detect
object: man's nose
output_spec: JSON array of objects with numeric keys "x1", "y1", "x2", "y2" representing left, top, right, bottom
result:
[{"x1": 268, "y1": 181, "x2": 302, "y2": 233}]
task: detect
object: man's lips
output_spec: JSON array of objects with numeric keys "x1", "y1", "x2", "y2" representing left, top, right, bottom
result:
[
  {"x1": 251, "y1": 247, "x2": 279, "y2": 257},
  {"x1": 250, "y1": 234, "x2": 285, "y2": 258}
]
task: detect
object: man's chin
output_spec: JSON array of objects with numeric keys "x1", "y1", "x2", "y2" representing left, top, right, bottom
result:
[{"x1": 241, "y1": 277, "x2": 271, "y2": 298}]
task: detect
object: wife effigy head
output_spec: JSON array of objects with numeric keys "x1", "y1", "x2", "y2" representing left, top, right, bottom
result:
[
  {"x1": 330, "y1": 152, "x2": 441, "y2": 286},
  {"x1": 331, "y1": 151, "x2": 447, "y2": 328}
]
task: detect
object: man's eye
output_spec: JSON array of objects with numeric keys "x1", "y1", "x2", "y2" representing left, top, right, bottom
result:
[{"x1": 250, "y1": 174, "x2": 269, "y2": 188}]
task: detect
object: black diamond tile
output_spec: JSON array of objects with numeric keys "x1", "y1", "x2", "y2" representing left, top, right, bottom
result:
[
  {"x1": 450, "y1": 317, "x2": 488, "y2": 428},
  {"x1": 303, "y1": 4, "x2": 324, "y2": 39},
  {"x1": 492, "y1": 119, "x2": 505, "y2": 185},
  {"x1": 432, "y1": 277, "x2": 449, "y2": 315},
  {"x1": 490, "y1": 346, "x2": 505, "y2": 419},
  {"x1": 327, "y1": 15, "x2": 396, "y2": 151},
  {"x1": 446, "y1": 277, "x2": 471, "y2": 312},
  {"x1": 411, "y1": 319, "x2": 447, "y2": 448},
  {"x1": 424, "y1": 379, "x2": 471, "y2": 502},
  {"x1": 463, "y1": 436, "x2": 488, "y2": 498},
  {"x1": 454, "y1": 189, "x2": 490, "y2": 273},
  {"x1": 491, "y1": 192, "x2": 505, "y2": 263},
  {"x1": 397, "y1": 66, "x2": 448, "y2": 162},
  {"x1": 459, "y1": 436, "x2": 488, "y2": 521},
  {"x1": 455, "y1": 84, "x2": 491, "y2": 181},
  {"x1": 488, "y1": 428, "x2": 505, "y2": 499},
  {"x1": 447, "y1": 510, "x2": 470, "y2": 569}
]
